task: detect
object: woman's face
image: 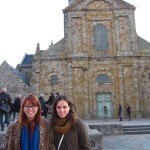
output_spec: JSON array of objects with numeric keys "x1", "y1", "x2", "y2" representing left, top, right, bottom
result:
[
  {"x1": 56, "y1": 100, "x2": 70, "y2": 118},
  {"x1": 23, "y1": 101, "x2": 38, "y2": 121}
]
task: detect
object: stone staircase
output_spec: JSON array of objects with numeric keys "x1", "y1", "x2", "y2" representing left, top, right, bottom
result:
[{"x1": 123, "y1": 125, "x2": 150, "y2": 135}]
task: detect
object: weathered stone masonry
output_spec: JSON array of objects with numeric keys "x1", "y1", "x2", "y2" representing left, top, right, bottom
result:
[{"x1": 31, "y1": 0, "x2": 150, "y2": 119}]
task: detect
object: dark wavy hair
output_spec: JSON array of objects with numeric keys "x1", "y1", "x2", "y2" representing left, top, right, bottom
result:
[
  {"x1": 19, "y1": 94, "x2": 42, "y2": 127},
  {"x1": 51, "y1": 95, "x2": 77, "y2": 125}
]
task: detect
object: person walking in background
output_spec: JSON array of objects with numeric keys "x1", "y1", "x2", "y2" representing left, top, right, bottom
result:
[
  {"x1": 0, "y1": 94, "x2": 55, "y2": 150},
  {"x1": 55, "y1": 92, "x2": 59, "y2": 99},
  {"x1": 47, "y1": 92, "x2": 55, "y2": 105},
  {"x1": 118, "y1": 104, "x2": 123, "y2": 121},
  {"x1": 126, "y1": 104, "x2": 131, "y2": 121},
  {"x1": 38, "y1": 94, "x2": 46, "y2": 118},
  {"x1": 0, "y1": 88, "x2": 12, "y2": 131},
  {"x1": 103, "y1": 106, "x2": 108, "y2": 121},
  {"x1": 51, "y1": 95, "x2": 91, "y2": 150},
  {"x1": 46, "y1": 92, "x2": 55, "y2": 116},
  {"x1": 12, "y1": 94, "x2": 22, "y2": 121}
]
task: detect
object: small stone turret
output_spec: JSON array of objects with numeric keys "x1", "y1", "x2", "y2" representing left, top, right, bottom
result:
[{"x1": 36, "y1": 43, "x2": 40, "y2": 53}]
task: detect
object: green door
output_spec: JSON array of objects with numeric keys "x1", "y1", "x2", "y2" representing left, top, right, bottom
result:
[{"x1": 97, "y1": 93, "x2": 112, "y2": 118}]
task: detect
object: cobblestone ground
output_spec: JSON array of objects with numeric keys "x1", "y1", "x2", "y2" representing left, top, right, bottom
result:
[
  {"x1": 0, "y1": 135, "x2": 5, "y2": 148},
  {"x1": 103, "y1": 134, "x2": 150, "y2": 150}
]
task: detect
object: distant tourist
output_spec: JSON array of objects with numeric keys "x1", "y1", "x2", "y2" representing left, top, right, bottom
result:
[
  {"x1": 55, "y1": 92, "x2": 59, "y2": 99},
  {"x1": 126, "y1": 104, "x2": 131, "y2": 121},
  {"x1": 38, "y1": 94, "x2": 46, "y2": 118},
  {"x1": 12, "y1": 94, "x2": 22, "y2": 121},
  {"x1": 47, "y1": 92, "x2": 55, "y2": 105},
  {"x1": 103, "y1": 106, "x2": 108, "y2": 121},
  {"x1": 0, "y1": 88, "x2": 12, "y2": 131},
  {"x1": 118, "y1": 104, "x2": 123, "y2": 121},
  {"x1": 46, "y1": 92, "x2": 55, "y2": 116}
]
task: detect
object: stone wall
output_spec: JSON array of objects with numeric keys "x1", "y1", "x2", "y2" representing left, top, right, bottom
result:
[
  {"x1": 88, "y1": 129, "x2": 103, "y2": 150},
  {"x1": 89, "y1": 124, "x2": 123, "y2": 135},
  {"x1": 31, "y1": 0, "x2": 150, "y2": 119}
]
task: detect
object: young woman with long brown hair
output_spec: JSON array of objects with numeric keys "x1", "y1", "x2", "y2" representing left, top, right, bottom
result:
[{"x1": 51, "y1": 95, "x2": 91, "y2": 150}]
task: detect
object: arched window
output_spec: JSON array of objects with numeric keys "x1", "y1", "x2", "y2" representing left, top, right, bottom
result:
[
  {"x1": 94, "y1": 24, "x2": 108, "y2": 51},
  {"x1": 96, "y1": 74, "x2": 111, "y2": 83},
  {"x1": 51, "y1": 75, "x2": 58, "y2": 85}
]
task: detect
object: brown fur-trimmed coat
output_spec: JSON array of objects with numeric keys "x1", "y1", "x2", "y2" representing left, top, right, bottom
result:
[{"x1": 0, "y1": 120, "x2": 55, "y2": 150}]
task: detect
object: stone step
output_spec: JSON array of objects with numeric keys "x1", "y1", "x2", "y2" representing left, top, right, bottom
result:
[
  {"x1": 123, "y1": 127, "x2": 150, "y2": 131},
  {"x1": 123, "y1": 130, "x2": 150, "y2": 135},
  {"x1": 123, "y1": 125, "x2": 150, "y2": 128},
  {"x1": 123, "y1": 125, "x2": 150, "y2": 135}
]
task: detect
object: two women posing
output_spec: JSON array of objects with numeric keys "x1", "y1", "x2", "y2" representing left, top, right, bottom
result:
[{"x1": 0, "y1": 94, "x2": 91, "y2": 150}]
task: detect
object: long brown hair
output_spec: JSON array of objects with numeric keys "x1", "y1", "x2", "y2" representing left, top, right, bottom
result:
[
  {"x1": 51, "y1": 95, "x2": 77, "y2": 126},
  {"x1": 19, "y1": 94, "x2": 43, "y2": 127}
]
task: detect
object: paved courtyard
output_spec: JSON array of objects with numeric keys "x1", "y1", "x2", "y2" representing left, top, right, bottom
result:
[
  {"x1": 103, "y1": 134, "x2": 150, "y2": 150},
  {"x1": 84, "y1": 118, "x2": 150, "y2": 150}
]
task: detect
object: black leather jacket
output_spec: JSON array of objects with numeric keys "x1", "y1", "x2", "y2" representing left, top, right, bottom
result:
[{"x1": 0, "y1": 91, "x2": 11, "y2": 106}]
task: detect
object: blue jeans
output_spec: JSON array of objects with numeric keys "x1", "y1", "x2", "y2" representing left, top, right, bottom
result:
[
  {"x1": 0, "y1": 111, "x2": 10, "y2": 131},
  {"x1": 13, "y1": 111, "x2": 16, "y2": 121},
  {"x1": 12, "y1": 111, "x2": 19, "y2": 121}
]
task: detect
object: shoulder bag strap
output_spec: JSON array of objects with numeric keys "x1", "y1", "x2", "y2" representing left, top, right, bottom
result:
[{"x1": 57, "y1": 134, "x2": 64, "y2": 150}]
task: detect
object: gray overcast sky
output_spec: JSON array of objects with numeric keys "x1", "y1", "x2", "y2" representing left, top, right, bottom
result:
[{"x1": 0, "y1": 0, "x2": 150, "y2": 68}]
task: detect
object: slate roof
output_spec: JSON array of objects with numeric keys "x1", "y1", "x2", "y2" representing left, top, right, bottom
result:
[
  {"x1": 137, "y1": 36, "x2": 150, "y2": 50},
  {"x1": 10, "y1": 66, "x2": 30, "y2": 86},
  {"x1": 0, "y1": 61, "x2": 30, "y2": 86},
  {"x1": 20, "y1": 54, "x2": 33, "y2": 65}
]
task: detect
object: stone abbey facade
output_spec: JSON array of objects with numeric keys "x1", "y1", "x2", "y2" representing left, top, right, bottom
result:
[{"x1": 30, "y1": 0, "x2": 150, "y2": 119}]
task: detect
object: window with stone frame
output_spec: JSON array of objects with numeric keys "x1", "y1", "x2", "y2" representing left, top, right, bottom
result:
[
  {"x1": 96, "y1": 74, "x2": 111, "y2": 83},
  {"x1": 51, "y1": 75, "x2": 58, "y2": 85},
  {"x1": 94, "y1": 24, "x2": 108, "y2": 51}
]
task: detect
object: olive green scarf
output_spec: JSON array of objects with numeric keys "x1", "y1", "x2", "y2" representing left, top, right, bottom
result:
[{"x1": 54, "y1": 113, "x2": 77, "y2": 134}]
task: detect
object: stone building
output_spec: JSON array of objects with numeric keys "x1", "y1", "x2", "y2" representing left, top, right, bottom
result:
[
  {"x1": 0, "y1": 61, "x2": 30, "y2": 100},
  {"x1": 30, "y1": 0, "x2": 150, "y2": 119}
]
